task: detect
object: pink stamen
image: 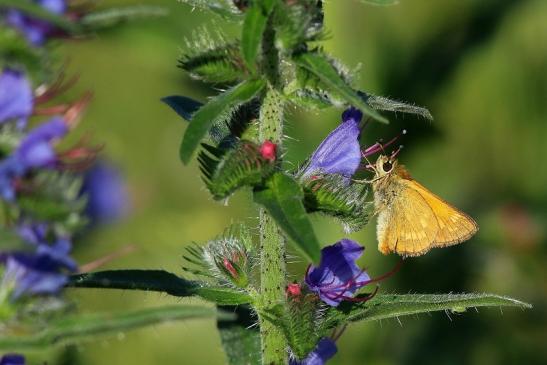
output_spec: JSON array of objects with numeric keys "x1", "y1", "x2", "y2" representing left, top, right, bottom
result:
[{"x1": 362, "y1": 130, "x2": 407, "y2": 158}]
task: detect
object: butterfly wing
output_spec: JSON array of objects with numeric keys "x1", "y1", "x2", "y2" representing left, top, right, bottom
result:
[
  {"x1": 377, "y1": 181, "x2": 440, "y2": 257},
  {"x1": 408, "y1": 180, "x2": 478, "y2": 247}
]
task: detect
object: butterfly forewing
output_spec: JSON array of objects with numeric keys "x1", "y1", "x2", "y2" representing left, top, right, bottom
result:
[
  {"x1": 407, "y1": 180, "x2": 478, "y2": 247},
  {"x1": 377, "y1": 181, "x2": 440, "y2": 257}
]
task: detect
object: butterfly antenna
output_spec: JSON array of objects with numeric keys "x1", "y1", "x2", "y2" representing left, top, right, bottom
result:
[{"x1": 390, "y1": 145, "x2": 404, "y2": 159}]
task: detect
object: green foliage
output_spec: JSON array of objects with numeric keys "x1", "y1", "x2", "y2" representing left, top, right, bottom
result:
[
  {"x1": 179, "y1": 79, "x2": 266, "y2": 163},
  {"x1": 68, "y1": 269, "x2": 252, "y2": 305},
  {"x1": 0, "y1": 304, "x2": 231, "y2": 351},
  {"x1": 161, "y1": 95, "x2": 203, "y2": 121},
  {"x1": 295, "y1": 52, "x2": 388, "y2": 123},
  {"x1": 179, "y1": 34, "x2": 246, "y2": 84},
  {"x1": 360, "y1": 92, "x2": 433, "y2": 120},
  {"x1": 301, "y1": 174, "x2": 372, "y2": 233},
  {"x1": 0, "y1": 0, "x2": 79, "y2": 34},
  {"x1": 241, "y1": 0, "x2": 277, "y2": 73},
  {"x1": 321, "y1": 293, "x2": 532, "y2": 329},
  {"x1": 263, "y1": 294, "x2": 322, "y2": 360},
  {"x1": 199, "y1": 140, "x2": 276, "y2": 200},
  {"x1": 183, "y1": 224, "x2": 256, "y2": 289},
  {"x1": 177, "y1": 0, "x2": 243, "y2": 21},
  {"x1": 0, "y1": 27, "x2": 48, "y2": 77},
  {"x1": 273, "y1": 0, "x2": 325, "y2": 52},
  {"x1": 78, "y1": 6, "x2": 168, "y2": 31},
  {"x1": 358, "y1": 0, "x2": 400, "y2": 6},
  {"x1": 16, "y1": 171, "x2": 87, "y2": 233},
  {"x1": 254, "y1": 172, "x2": 320, "y2": 263},
  {"x1": 217, "y1": 305, "x2": 261, "y2": 365}
]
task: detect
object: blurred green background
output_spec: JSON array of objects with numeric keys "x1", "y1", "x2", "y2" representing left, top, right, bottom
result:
[{"x1": 33, "y1": 0, "x2": 547, "y2": 364}]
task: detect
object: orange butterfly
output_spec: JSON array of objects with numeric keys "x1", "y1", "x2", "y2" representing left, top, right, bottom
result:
[{"x1": 370, "y1": 155, "x2": 478, "y2": 257}]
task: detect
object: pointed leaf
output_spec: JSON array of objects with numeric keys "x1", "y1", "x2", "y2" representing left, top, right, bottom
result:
[
  {"x1": 254, "y1": 172, "x2": 320, "y2": 263},
  {"x1": 218, "y1": 305, "x2": 261, "y2": 365},
  {"x1": 79, "y1": 6, "x2": 168, "y2": 30},
  {"x1": 359, "y1": 92, "x2": 433, "y2": 120},
  {"x1": 179, "y1": 79, "x2": 266, "y2": 164},
  {"x1": 178, "y1": 0, "x2": 243, "y2": 21},
  {"x1": 323, "y1": 293, "x2": 532, "y2": 329},
  {"x1": 295, "y1": 52, "x2": 388, "y2": 123},
  {"x1": 68, "y1": 270, "x2": 252, "y2": 305},
  {"x1": 241, "y1": 0, "x2": 277, "y2": 72},
  {"x1": 0, "y1": 0, "x2": 80, "y2": 33},
  {"x1": 161, "y1": 95, "x2": 203, "y2": 121},
  {"x1": 0, "y1": 305, "x2": 231, "y2": 351},
  {"x1": 358, "y1": 0, "x2": 400, "y2": 6}
]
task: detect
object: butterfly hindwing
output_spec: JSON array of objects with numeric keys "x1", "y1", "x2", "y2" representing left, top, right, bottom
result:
[{"x1": 408, "y1": 180, "x2": 478, "y2": 247}]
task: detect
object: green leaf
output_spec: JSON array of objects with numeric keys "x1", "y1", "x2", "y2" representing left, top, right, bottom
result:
[
  {"x1": 179, "y1": 79, "x2": 266, "y2": 164},
  {"x1": 301, "y1": 174, "x2": 372, "y2": 233},
  {"x1": 218, "y1": 305, "x2": 261, "y2": 365},
  {"x1": 68, "y1": 270, "x2": 252, "y2": 305},
  {"x1": 0, "y1": 0, "x2": 79, "y2": 34},
  {"x1": 179, "y1": 40, "x2": 246, "y2": 84},
  {"x1": 178, "y1": 0, "x2": 243, "y2": 21},
  {"x1": 79, "y1": 6, "x2": 168, "y2": 31},
  {"x1": 358, "y1": 0, "x2": 400, "y2": 6},
  {"x1": 359, "y1": 92, "x2": 433, "y2": 120},
  {"x1": 322, "y1": 293, "x2": 532, "y2": 329},
  {"x1": 199, "y1": 140, "x2": 276, "y2": 200},
  {"x1": 254, "y1": 172, "x2": 320, "y2": 263},
  {"x1": 295, "y1": 52, "x2": 388, "y2": 123},
  {"x1": 161, "y1": 95, "x2": 203, "y2": 121},
  {"x1": 241, "y1": 1, "x2": 277, "y2": 72},
  {"x1": 0, "y1": 305, "x2": 231, "y2": 351}
]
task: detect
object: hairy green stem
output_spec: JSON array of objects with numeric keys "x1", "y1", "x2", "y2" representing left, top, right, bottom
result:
[{"x1": 258, "y1": 87, "x2": 287, "y2": 365}]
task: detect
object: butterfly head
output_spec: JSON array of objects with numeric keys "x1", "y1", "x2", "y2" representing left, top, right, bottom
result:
[{"x1": 374, "y1": 154, "x2": 398, "y2": 178}]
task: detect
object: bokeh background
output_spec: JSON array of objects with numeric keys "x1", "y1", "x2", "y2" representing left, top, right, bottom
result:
[{"x1": 30, "y1": 0, "x2": 547, "y2": 364}]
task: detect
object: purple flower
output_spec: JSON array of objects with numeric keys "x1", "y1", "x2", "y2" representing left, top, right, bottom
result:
[
  {"x1": 80, "y1": 161, "x2": 129, "y2": 225},
  {"x1": 0, "y1": 117, "x2": 67, "y2": 201},
  {"x1": 0, "y1": 69, "x2": 33, "y2": 128},
  {"x1": 16, "y1": 117, "x2": 68, "y2": 168},
  {"x1": 290, "y1": 338, "x2": 337, "y2": 365},
  {"x1": 300, "y1": 107, "x2": 362, "y2": 181},
  {"x1": 0, "y1": 354, "x2": 25, "y2": 365},
  {"x1": 1, "y1": 247, "x2": 74, "y2": 299},
  {"x1": 305, "y1": 239, "x2": 370, "y2": 307},
  {"x1": 17, "y1": 221, "x2": 77, "y2": 271},
  {"x1": 5, "y1": 0, "x2": 67, "y2": 46}
]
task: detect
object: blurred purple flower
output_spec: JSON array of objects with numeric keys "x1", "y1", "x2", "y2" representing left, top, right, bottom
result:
[
  {"x1": 300, "y1": 107, "x2": 362, "y2": 181},
  {"x1": 305, "y1": 239, "x2": 370, "y2": 307},
  {"x1": 0, "y1": 354, "x2": 25, "y2": 365},
  {"x1": 290, "y1": 338, "x2": 337, "y2": 365},
  {"x1": 0, "y1": 117, "x2": 67, "y2": 201},
  {"x1": 0, "y1": 69, "x2": 33, "y2": 128},
  {"x1": 1, "y1": 246, "x2": 75, "y2": 299},
  {"x1": 5, "y1": 0, "x2": 67, "y2": 46},
  {"x1": 81, "y1": 161, "x2": 128, "y2": 225},
  {"x1": 17, "y1": 221, "x2": 77, "y2": 270}
]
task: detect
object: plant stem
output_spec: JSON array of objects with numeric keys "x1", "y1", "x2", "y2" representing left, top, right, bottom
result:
[{"x1": 258, "y1": 86, "x2": 287, "y2": 365}]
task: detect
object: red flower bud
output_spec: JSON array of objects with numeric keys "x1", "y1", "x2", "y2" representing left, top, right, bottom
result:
[
  {"x1": 286, "y1": 282, "x2": 302, "y2": 297},
  {"x1": 260, "y1": 140, "x2": 277, "y2": 162}
]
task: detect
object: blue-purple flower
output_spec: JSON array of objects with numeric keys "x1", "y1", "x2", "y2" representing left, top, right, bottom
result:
[
  {"x1": 300, "y1": 107, "x2": 362, "y2": 181},
  {"x1": 4, "y1": 0, "x2": 67, "y2": 46},
  {"x1": 0, "y1": 117, "x2": 68, "y2": 201},
  {"x1": 0, "y1": 354, "x2": 25, "y2": 365},
  {"x1": 1, "y1": 247, "x2": 74, "y2": 299},
  {"x1": 80, "y1": 161, "x2": 129, "y2": 225},
  {"x1": 305, "y1": 239, "x2": 370, "y2": 307},
  {"x1": 0, "y1": 69, "x2": 33, "y2": 128},
  {"x1": 290, "y1": 338, "x2": 337, "y2": 365}
]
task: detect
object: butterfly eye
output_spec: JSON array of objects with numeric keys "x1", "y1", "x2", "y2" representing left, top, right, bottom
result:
[{"x1": 382, "y1": 161, "x2": 393, "y2": 172}]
